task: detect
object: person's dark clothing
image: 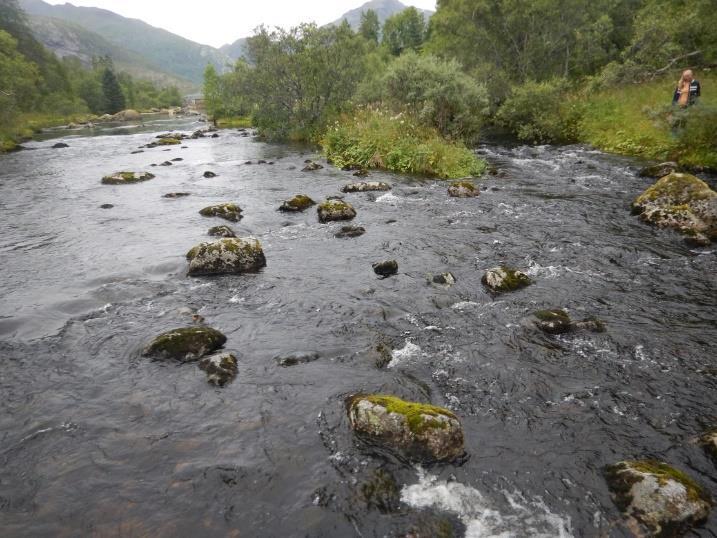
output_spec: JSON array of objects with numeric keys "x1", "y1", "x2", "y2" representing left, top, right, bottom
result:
[{"x1": 673, "y1": 79, "x2": 701, "y2": 106}]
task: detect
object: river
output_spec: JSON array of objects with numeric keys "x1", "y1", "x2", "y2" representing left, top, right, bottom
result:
[{"x1": 0, "y1": 117, "x2": 715, "y2": 537}]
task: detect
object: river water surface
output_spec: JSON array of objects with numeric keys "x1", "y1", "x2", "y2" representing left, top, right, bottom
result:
[{"x1": 0, "y1": 118, "x2": 715, "y2": 537}]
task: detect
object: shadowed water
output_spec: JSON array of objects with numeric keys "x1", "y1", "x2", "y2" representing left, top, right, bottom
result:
[{"x1": 0, "y1": 118, "x2": 715, "y2": 537}]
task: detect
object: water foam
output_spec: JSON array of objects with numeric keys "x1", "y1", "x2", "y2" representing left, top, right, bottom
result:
[
  {"x1": 387, "y1": 340, "x2": 421, "y2": 369},
  {"x1": 401, "y1": 468, "x2": 573, "y2": 538}
]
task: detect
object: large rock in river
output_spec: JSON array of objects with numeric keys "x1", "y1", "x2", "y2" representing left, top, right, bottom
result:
[
  {"x1": 279, "y1": 194, "x2": 315, "y2": 212},
  {"x1": 114, "y1": 109, "x2": 142, "y2": 122},
  {"x1": 448, "y1": 181, "x2": 479, "y2": 198},
  {"x1": 482, "y1": 266, "x2": 531, "y2": 293},
  {"x1": 341, "y1": 181, "x2": 391, "y2": 193},
  {"x1": 199, "y1": 352, "x2": 238, "y2": 386},
  {"x1": 347, "y1": 394, "x2": 464, "y2": 463},
  {"x1": 639, "y1": 161, "x2": 679, "y2": 178},
  {"x1": 186, "y1": 237, "x2": 266, "y2": 276},
  {"x1": 199, "y1": 203, "x2": 243, "y2": 222},
  {"x1": 318, "y1": 199, "x2": 356, "y2": 223},
  {"x1": 102, "y1": 171, "x2": 155, "y2": 185},
  {"x1": 143, "y1": 326, "x2": 227, "y2": 362},
  {"x1": 632, "y1": 173, "x2": 717, "y2": 244},
  {"x1": 605, "y1": 460, "x2": 711, "y2": 537}
]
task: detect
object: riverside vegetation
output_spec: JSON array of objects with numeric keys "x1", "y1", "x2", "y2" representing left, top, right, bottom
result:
[{"x1": 204, "y1": 0, "x2": 717, "y2": 173}]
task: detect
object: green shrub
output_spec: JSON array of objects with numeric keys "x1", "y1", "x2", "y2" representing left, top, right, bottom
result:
[
  {"x1": 495, "y1": 79, "x2": 582, "y2": 144},
  {"x1": 322, "y1": 108, "x2": 486, "y2": 179},
  {"x1": 370, "y1": 52, "x2": 488, "y2": 144}
]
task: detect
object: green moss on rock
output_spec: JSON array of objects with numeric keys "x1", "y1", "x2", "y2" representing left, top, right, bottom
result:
[
  {"x1": 199, "y1": 203, "x2": 243, "y2": 222},
  {"x1": 279, "y1": 194, "x2": 316, "y2": 212},
  {"x1": 102, "y1": 171, "x2": 155, "y2": 185},
  {"x1": 448, "y1": 181, "x2": 479, "y2": 198},
  {"x1": 482, "y1": 266, "x2": 532, "y2": 293},
  {"x1": 341, "y1": 182, "x2": 391, "y2": 193},
  {"x1": 143, "y1": 326, "x2": 226, "y2": 362},
  {"x1": 187, "y1": 237, "x2": 266, "y2": 276},
  {"x1": 533, "y1": 309, "x2": 572, "y2": 334},
  {"x1": 157, "y1": 137, "x2": 181, "y2": 146},
  {"x1": 317, "y1": 199, "x2": 356, "y2": 223}
]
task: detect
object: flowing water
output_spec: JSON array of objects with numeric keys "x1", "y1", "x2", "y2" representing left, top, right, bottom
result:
[{"x1": 0, "y1": 117, "x2": 715, "y2": 537}]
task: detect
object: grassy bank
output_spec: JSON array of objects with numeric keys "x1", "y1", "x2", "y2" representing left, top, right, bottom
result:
[
  {"x1": 322, "y1": 109, "x2": 486, "y2": 179},
  {"x1": 579, "y1": 72, "x2": 717, "y2": 169},
  {"x1": 0, "y1": 112, "x2": 98, "y2": 152},
  {"x1": 215, "y1": 116, "x2": 253, "y2": 129}
]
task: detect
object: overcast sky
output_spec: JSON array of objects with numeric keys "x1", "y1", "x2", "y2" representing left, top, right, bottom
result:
[{"x1": 44, "y1": 0, "x2": 437, "y2": 48}]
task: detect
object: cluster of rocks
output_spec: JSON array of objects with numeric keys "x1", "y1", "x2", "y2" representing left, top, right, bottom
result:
[{"x1": 101, "y1": 171, "x2": 155, "y2": 185}]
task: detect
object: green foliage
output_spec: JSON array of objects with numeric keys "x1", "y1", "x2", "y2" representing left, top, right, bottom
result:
[
  {"x1": 0, "y1": 29, "x2": 41, "y2": 124},
  {"x1": 496, "y1": 80, "x2": 582, "y2": 144},
  {"x1": 101, "y1": 67, "x2": 125, "y2": 114},
  {"x1": 368, "y1": 52, "x2": 488, "y2": 143},
  {"x1": 382, "y1": 7, "x2": 426, "y2": 56},
  {"x1": 322, "y1": 108, "x2": 486, "y2": 179},
  {"x1": 204, "y1": 61, "x2": 251, "y2": 122},
  {"x1": 359, "y1": 9, "x2": 381, "y2": 43},
  {"x1": 242, "y1": 23, "x2": 369, "y2": 140}
]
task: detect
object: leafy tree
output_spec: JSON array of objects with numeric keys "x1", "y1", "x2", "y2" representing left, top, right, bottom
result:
[
  {"x1": 203, "y1": 64, "x2": 221, "y2": 123},
  {"x1": 382, "y1": 7, "x2": 426, "y2": 56},
  {"x1": 359, "y1": 9, "x2": 381, "y2": 43},
  {"x1": 0, "y1": 29, "x2": 40, "y2": 125},
  {"x1": 241, "y1": 23, "x2": 369, "y2": 139},
  {"x1": 365, "y1": 52, "x2": 488, "y2": 143},
  {"x1": 101, "y1": 67, "x2": 125, "y2": 113}
]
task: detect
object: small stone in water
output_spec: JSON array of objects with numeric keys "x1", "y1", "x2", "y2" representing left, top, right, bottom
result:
[
  {"x1": 203, "y1": 171, "x2": 217, "y2": 178},
  {"x1": 373, "y1": 260, "x2": 398, "y2": 278},
  {"x1": 100, "y1": 204, "x2": 114, "y2": 209}
]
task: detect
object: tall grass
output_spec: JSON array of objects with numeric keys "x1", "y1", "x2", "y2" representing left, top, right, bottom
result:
[{"x1": 322, "y1": 109, "x2": 486, "y2": 179}]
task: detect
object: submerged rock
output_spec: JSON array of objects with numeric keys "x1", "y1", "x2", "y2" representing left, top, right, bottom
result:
[
  {"x1": 208, "y1": 225, "x2": 236, "y2": 238},
  {"x1": 431, "y1": 272, "x2": 456, "y2": 287},
  {"x1": 159, "y1": 161, "x2": 173, "y2": 166},
  {"x1": 373, "y1": 260, "x2": 398, "y2": 278},
  {"x1": 198, "y1": 353, "x2": 238, "y2": 386},
  {"x1": 155, "y1": 138, "x2": 181, "y2": 147},
  {"x1": 163, "y1": 192, "x2": 191, "y2": 198},
  {"x1": 361, "y1": 469, "x2": 400, "y2": 513},
  {"x1": 52, "y1": 142, "x2": 69, "y2": 149},
  {"x1": 186, "y1": 237, "x2": 266, "y2": 276},
  {"x1": 347, "y1": 394, "x2": 464, "y2": 463},
  {"x1": 639, "y1": 161, "x2": 679, "y2": 178},
  {"x1": 448, "y1": 181, "x2": 479, "y2": 198},
  {"x1": 318, "y1": 199, "x2": 356, "y2": 223},
  {"x1": 335, "y1": 225, "x2": 366, "y2": 238},
  {"x1": 342, "y1": 181, "x2": 391, "y2": 193},
  {"x1": 532, "y1": 309, "x2": 572, "y2": 335},
  {"x1": 100, "y1": 203, "x2": 114, "y2": 209},
  {"x1": 275, "y1": 352, "x2": 320, "y2": 367},
  {"x1": 700, "y1": 430, "x2": 717, "y2": 463},
  {"x1": 302, "y1": 161, "x2": 323, "y2": 172},
  {"x1": 632, "y1": 173, "x2": 717, "y2": 243},
  {"x1": 482, "y1": 266, "x2": 531, "y2": 292},
  {"x1": 353, "y1": 169, "x2": 370, "y2": 178},
  {"x1": 279, "y1": 194, "x2": 315, "y2": 212},
  {"x1": 605, "y1": 460, "x2": 711, "y2": 537},
  {"x1": 199, "y1": 203, "x2": 243, "y2": 222},
  {"x1": 143, "y1": 326, "x2": 227, "y2": 362},
  {"x1": 203, "y1": 171, "x2": 217, "y2": 178},
  {"x1": 101, "y1": 171, "x2": 155, "y2": 185}
]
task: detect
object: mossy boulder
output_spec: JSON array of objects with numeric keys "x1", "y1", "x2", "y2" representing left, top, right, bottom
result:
[
  {"x1": 632, "y1": 173, "x2": 717, "y2": 243},
  {"x1": 639, "y1": 162, "x2": 679, "y2": 178},
  {"x1": 102, "y1": 171, "x2": 155, "y2": 185},
  {"x1": 341, "y1": 181, "x2": 391, "y2": 193},
  {"x1": 163, "y1": 192, "x2": 190, "y2": 198},
  {"x1": 318, "y1": 199, "x2": 356, "y2": 223},
  {"x1": 186, "y1": 237, "x2": 266, "y2": 276},
  {"x1": 431, "y1": 272, "x2": 456, "y2": 287},
  {"x1": 198, "y1": 352, "x2": 238, "y2": 386},
  {"x1": 482, "y1": 266, "x2": 531, "y2": 293},
  {"x1": 157, "y1": 137, "x2": 181, "y2": 146},
  {"x1": 448, "y1": 181, "x2": 479, "y2": 198},
  {"x1": 373, "y1": 260, "x2": 398, "y2": 278},
  {"x1": 302, "y1": 161, "x2": 323, "y2": 171},
  {"x1": 533, "y1": 309, "x2": 572, "y2": 335},
  {"x1": 700, "y1": 430, "x2": 717, "y2": 463},
  {"x1": 199, "y1": 203, "x2": 243, "y2": 222},
  {"x1": 208, "y1": 225, "x2": 236, "y2": 238},
  {"x1": 347, "y1": 394, "x2": 464, "y2": 463},
  {"x1": 605, "y1": 460, "x2": 711, "y2": 537},
  {"x1": 279, "y1": 194, "x2": 316, "y2": 212},
  {"x1": 143, "y1": 326, "x2": 227, "y2": 362},
  {"x1": 114, "y1": 109, "x2": 141, "y2": 122}
]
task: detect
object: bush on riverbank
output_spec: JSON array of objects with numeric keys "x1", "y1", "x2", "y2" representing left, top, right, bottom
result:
[{"x1": 322, "y1": 109, "x2": 486, "y2": 179}]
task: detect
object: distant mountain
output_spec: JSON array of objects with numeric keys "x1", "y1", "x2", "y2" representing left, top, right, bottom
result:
[
  {"x1": 332, "y1": 0, "x2": 433, "y2": 30},
  {"x1": 220, "y1": 38, "x2": 248, "y2": 62},
  {"x1": 18, "y1": 0, "x2": 232, "y2": 85}
]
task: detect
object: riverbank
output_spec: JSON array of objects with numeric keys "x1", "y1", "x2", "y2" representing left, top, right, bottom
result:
[
  {"x1": 579, "y1": 72, "x2": 717, "y2": 170},
  {"x1": 0, "y1": 112, "x2": 97, "y2": 152}
]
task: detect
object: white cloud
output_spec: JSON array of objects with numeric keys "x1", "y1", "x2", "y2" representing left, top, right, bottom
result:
[{"x1": 43, "y1": 0, "x2": 437, "y2": 48}]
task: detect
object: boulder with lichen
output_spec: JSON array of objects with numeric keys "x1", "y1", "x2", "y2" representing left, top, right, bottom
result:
[
  {"x1": 186, "y1": 237, "x2": 266, "y2": 276},
  {"x1": 279, "y1": 194, "x2": 316, "y2": 212},
  {"x1": 208, "y1": 225, "x2": 236, "y2": 238},
  {"x1": 605, "y1": 460, "x2": 711, "y2": 537},
  {"x1": 347, "y1": 394, "x2": 464, "y2": 463},
  {"x1": 632, "y1": 173, "x2": 717, "y2": 244},
  {"x1": 102, "y1": 171, "x2": 155, "y2": 185},
  {"x1": 143, "y1": 327, "x2": 227, "y2": 362},
  {"x1": 342, "y1": 182, "x2": 391, "y2": 193},
  {"x1": 199, "y1": 203, "x2": 243, "y2": 222},
  {"x1": 448, "y1": 181, "x2": 479, "y2": 198},
  {"x1": 198, "y1": 353, "x2": 238, "y2": 386},
  {"x1": 482, "y1": 266, "x2": 531, "y2": 293},
  {"x1": 318, "y1": 199, "x2": 356, "y2": 223}
]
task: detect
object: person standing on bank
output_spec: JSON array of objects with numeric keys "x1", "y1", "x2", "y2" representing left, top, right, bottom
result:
[{"x1": 673, "y1": 69, "x2": 701, "y2": 107}]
